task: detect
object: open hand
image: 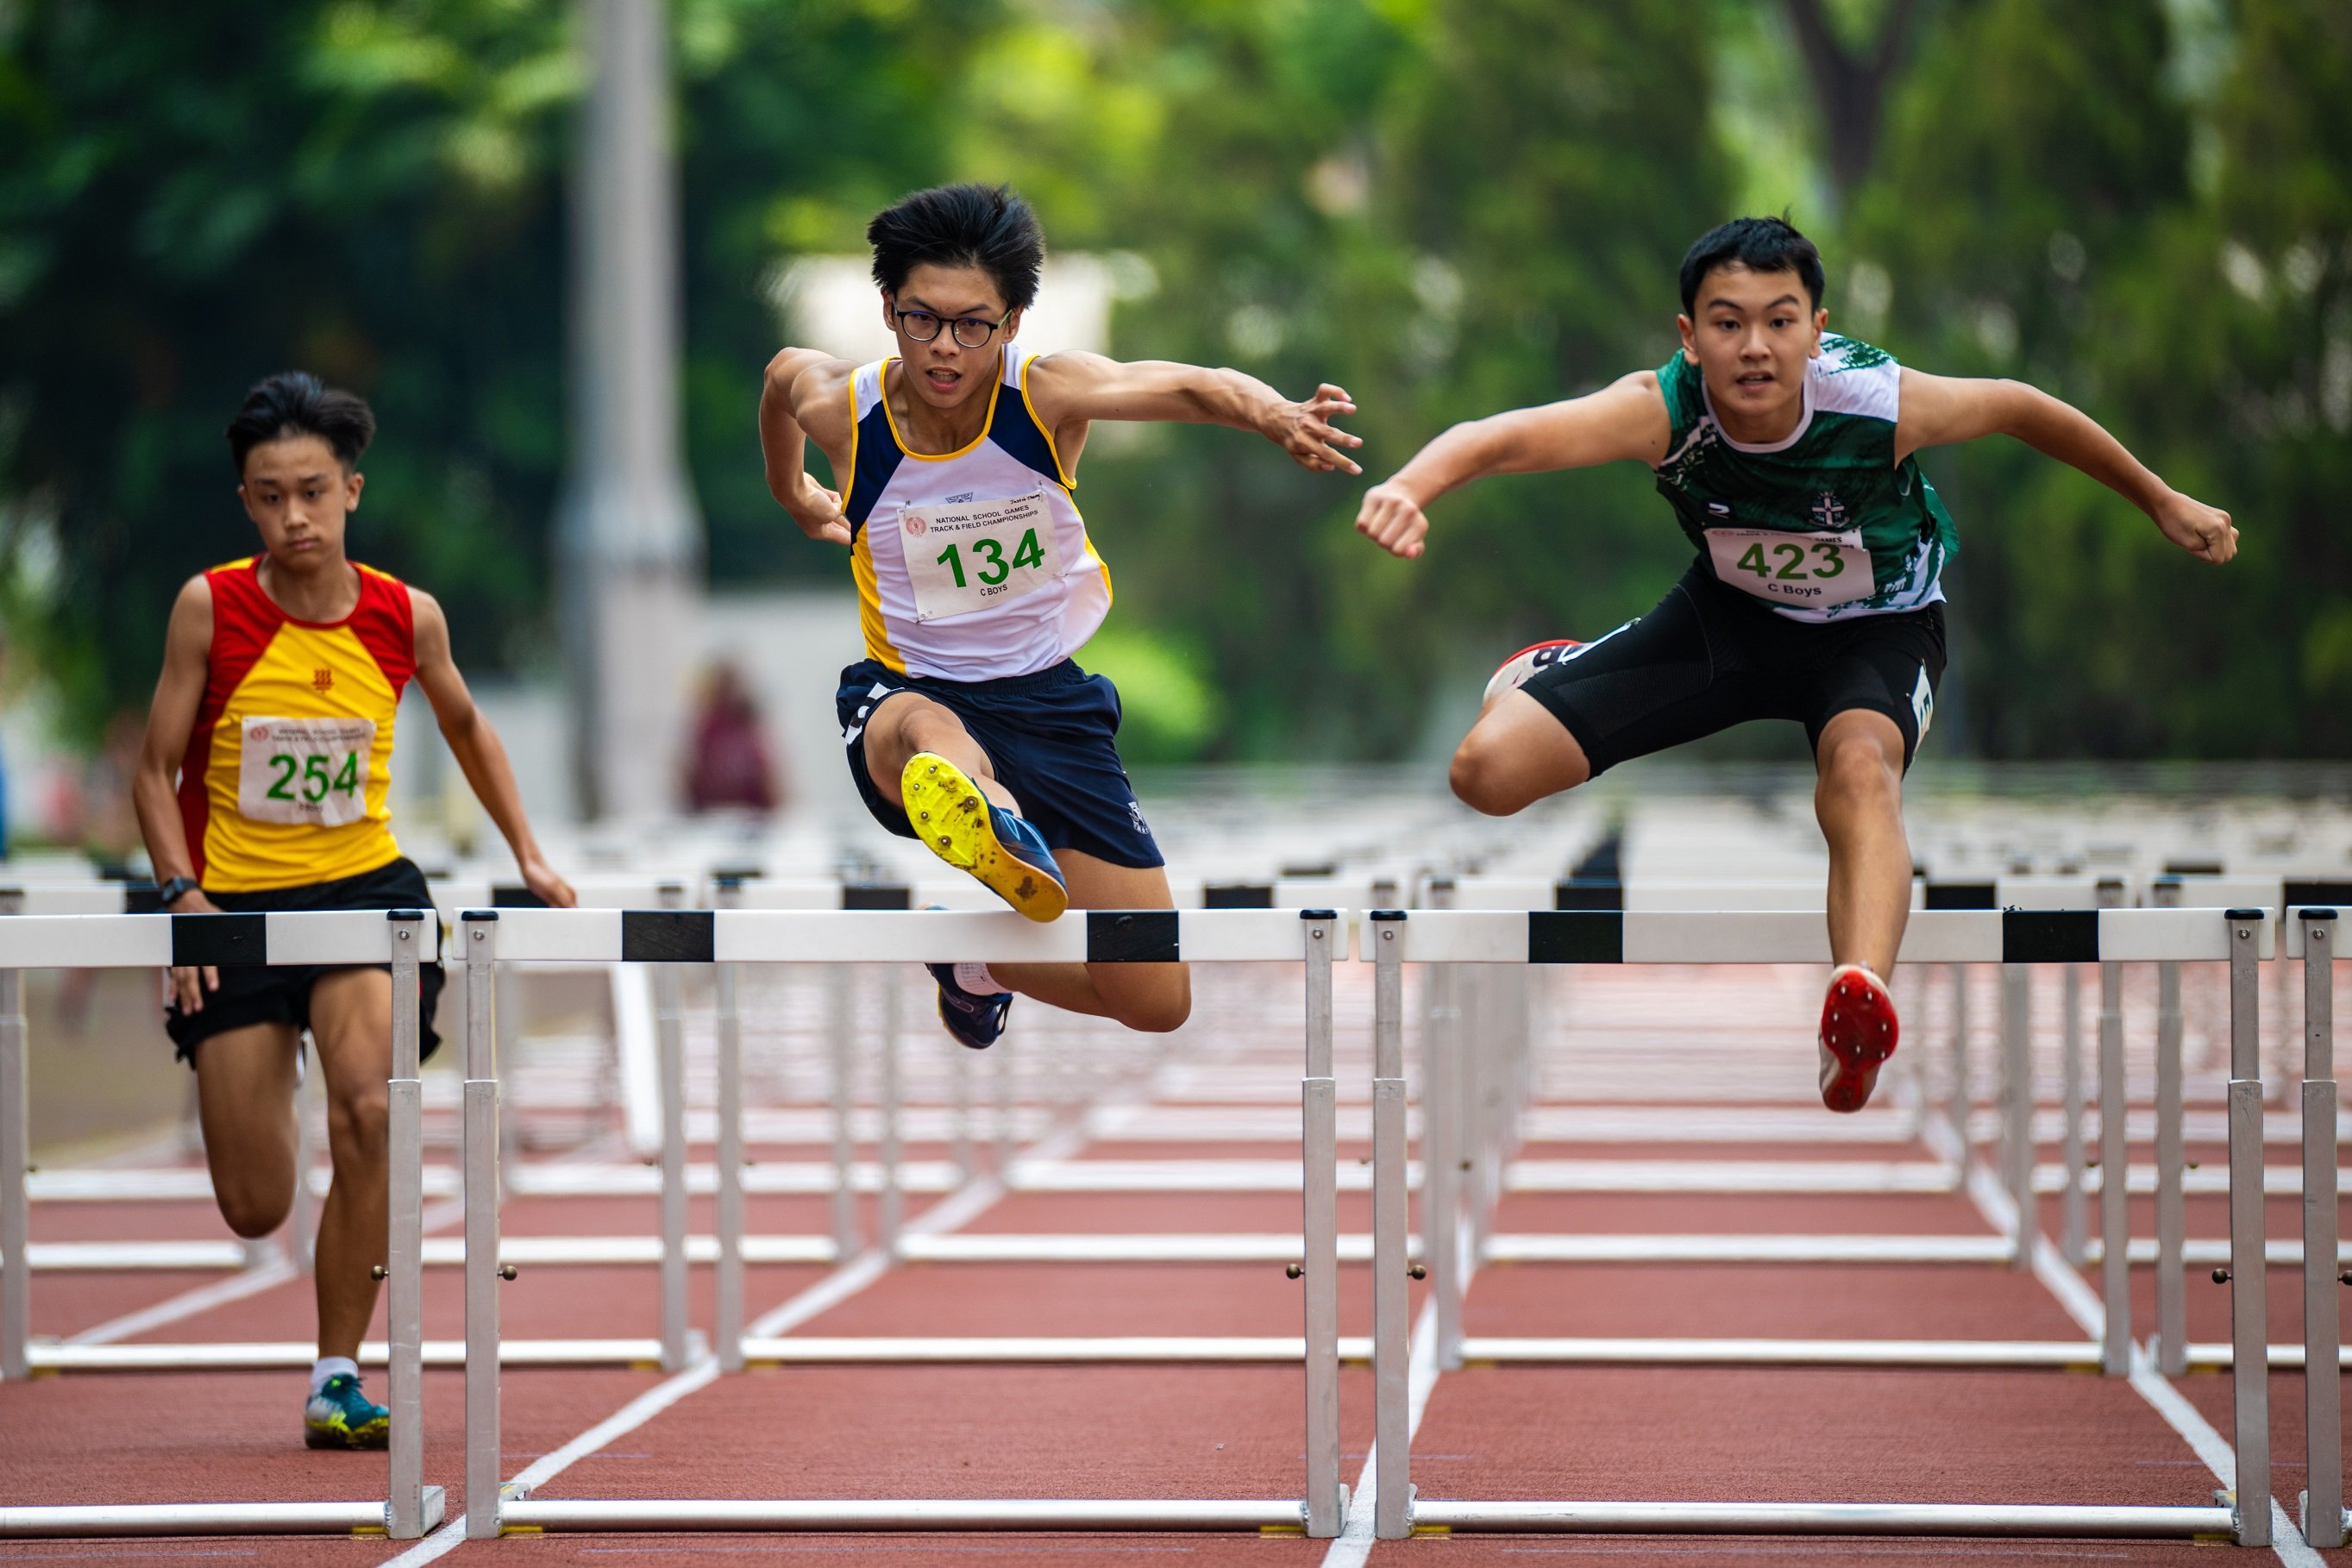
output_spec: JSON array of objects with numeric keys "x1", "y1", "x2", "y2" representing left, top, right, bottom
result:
[
  {"x1": 787, "y1": 475, "x2": 851, "y2": 547},
  {"x1": 1270, "y1": 384, "x2": 1362, "y2": 475},
  {"x1": 1354, "y1": 480, "x2": 1431, "y2": 560},
  {"x1": 2154, "y1": 491, "x2": 2236, "y2": 564}
]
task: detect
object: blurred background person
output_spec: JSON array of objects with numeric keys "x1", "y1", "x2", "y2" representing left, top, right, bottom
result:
[{"x1": 682, "y1": 658, "x2": 782, "y2": 816}]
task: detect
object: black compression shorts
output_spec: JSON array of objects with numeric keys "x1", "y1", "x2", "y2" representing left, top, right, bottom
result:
[{"x1": 1519, "y1": 562, "x2": 1947, "y2": 776}]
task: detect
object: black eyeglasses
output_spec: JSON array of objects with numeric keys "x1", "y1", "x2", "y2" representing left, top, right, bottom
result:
[{"x1": 893, "y1": 308, "x2": 1011, "y2": 349}]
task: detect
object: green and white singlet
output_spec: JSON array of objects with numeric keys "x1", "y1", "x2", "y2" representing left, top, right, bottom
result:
[{"x1": 1653, "y1": 333, "x2": 1958, "y2": 623}]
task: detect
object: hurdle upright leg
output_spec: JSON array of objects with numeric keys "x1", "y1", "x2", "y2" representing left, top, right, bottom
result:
[
  {"x1": 2154, "y1": 878, "x2": 2188, "y2": 1374},
  {"x1": 461, "y1": 913, "x2": 505, "y2": 1538},
  {"x1": 1947, "y1": 963, "x2": 1970, "y2": 1182},
  {"x1": 385, "y1": 912, "x2": 436, "y2": 1540},
  {"x1": 1422, "y1": 889, "x2": 1461, "y2": 1370},
  {"x1": 2224, "y1": 910, "x2": 2270, "y2": 1547},
  {"x1": 878, "y1": 967, "x2": 903, "y2": 1255},
  {"x1": 0, "y1": 888, "x2": 26, "y2": 1383},
  {"x1": 1299, "y1": 912, "x2": 1343, "y2": 1538},
  {"x1": 654, "y1": 926, "x2": 689, "y2": 1373},
  {"x1": 2060, "y1": 961, "x2": 2086, "y2": 1266},
  {"x1": 2001, "y1": 963, "x2": 2032, "y2": 1268},
  {"x1": 829, "y1": 966, "x2": 862, "y2": 1257},
  {"x1": 1370, "y1": 911, "x2": 1413, "y2": 1540},
  {"x1": 2299, "y1": 908, "x2": 2343, "y2": 1548},
  {"x1": 2098, "y1": 930, "x2": 2129, "y2": 1376},
  {"x1": 715, "y1": 881, "x2": 745, "y2": 1374}
]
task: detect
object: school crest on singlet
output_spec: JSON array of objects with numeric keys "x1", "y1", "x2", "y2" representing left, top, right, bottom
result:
[
  {"x1": 840, "y1": 349, "x2": 1112, "y2": 681},
  {"x1": 1653, "y1": 334, "x2": 1958, "y2": 623},
  {"x1": 178, "y1": 557, "x2": 415, "y2": 892}
]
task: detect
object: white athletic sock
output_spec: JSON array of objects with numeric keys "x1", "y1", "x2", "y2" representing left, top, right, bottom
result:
[
  {"x1": 953, "y1": 962, "x2": 1004, "y2": 997},
  {"x1": 310, "y1": 1355, "x2": 359, "y2": 1396}
]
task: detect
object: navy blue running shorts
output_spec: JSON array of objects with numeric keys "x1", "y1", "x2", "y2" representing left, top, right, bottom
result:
[
  {"x1": 837, "y1": 658, "x2": 1166, "y2": 870},
  {"x1": 164, "y1": 856, "x2": 447, "y2": 1064},
  {"x1": 1519, "y1": 562, "x2": 1947, "y2": 776}
]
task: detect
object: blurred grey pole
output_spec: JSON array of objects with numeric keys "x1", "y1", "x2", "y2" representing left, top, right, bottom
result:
[{"x1": 559, "y1": 0, "x2": 702, "y2": 819}]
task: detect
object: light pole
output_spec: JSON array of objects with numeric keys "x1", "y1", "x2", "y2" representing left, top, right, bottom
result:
[{"x1": 557, "y1": 0, "x2": 701, "y2": 821}]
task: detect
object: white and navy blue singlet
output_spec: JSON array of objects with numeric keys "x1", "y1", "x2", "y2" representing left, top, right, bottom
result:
[{"x1": 843, "y1": 349, "x2": 1112, "y2": 681}]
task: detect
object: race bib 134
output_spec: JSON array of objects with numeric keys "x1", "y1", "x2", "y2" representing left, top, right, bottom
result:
[{"x1": 900, "y1": 490, "x2": 1060, "y2": 623}]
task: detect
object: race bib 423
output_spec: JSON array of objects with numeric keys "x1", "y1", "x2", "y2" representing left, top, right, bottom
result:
[
  {"x1": 235, "y1": 716, "x2": 376, "y2": 827},
  {"x1": 1704, "y1": 526, "x2": 1873, "y2": 609},
  {"x1": 900, "y1": 490, "x2": 1060, "y2": 623}
]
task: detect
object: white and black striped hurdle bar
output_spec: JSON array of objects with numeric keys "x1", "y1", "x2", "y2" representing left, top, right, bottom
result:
[
  {"x1": 0, "y1": 906, "x2": 442, "y2": 1541},
  {"x1": 1360, "y1": 905, "x2": 2286, "y2": 1547},
  {"x1": 450, "y1": 905, "x2": 1352, "y2": 1541}
]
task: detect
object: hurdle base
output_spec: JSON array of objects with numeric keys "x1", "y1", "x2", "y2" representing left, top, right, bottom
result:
[
  {"x1": 32, "y1": 1338, "x2": 687, "y2": 1372},
  {"x1": 0, "y1": 1489, "x2": 444, "y2": 1539},
  {"x1": 497, "y1": 1497, "x2": 1310, "y2": 1533},
  {"x1": 737, "y1": 1334, "x2": 1373, "y2": 1364},
  {"x1": 1457, "y1": 1337, "x2": 2101, "y2": 1370},
  {"x1": 1407, "y1": 1500, "x2": 2236, "y2": 1538}
]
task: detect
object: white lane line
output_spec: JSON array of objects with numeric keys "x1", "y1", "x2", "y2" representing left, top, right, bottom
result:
[
  {"x1": 1935, "y1": 1121, "x2": 2323, "y2": 1565},
  {"x1": 380, "y1": 1096, "x2": 1104, "y2": 1564},
  {"x1": 1320, "y1": 1293, "x2": 1441, "y2": 1567},
  {"x1": 67, "y1": 1195, "x2": 467, "y2": 1347}
]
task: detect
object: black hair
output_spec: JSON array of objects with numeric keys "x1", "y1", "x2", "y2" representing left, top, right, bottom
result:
[
  {"x1": 225, "y1": 371, "x2": 376, "y2": 475},
  {"x1": 866, "y1": 183, "x2": 1045, "y2": 313},
  {"x1": 1678, "y1": 216, "x2": 1826, "y2": 317}
]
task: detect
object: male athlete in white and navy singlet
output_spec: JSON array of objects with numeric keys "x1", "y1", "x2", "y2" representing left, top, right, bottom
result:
[
  {"x1": 760, "y1": 184, "x2": 1359, "y2": 1049},
  {"x1": 1354, "y1": 217, "x2": 2236, "y2": 1113}
]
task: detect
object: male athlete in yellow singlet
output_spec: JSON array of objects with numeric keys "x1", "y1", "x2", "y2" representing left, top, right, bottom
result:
[{"x1": 133, "y1": 373, "x2": 576, "y2": 1448}]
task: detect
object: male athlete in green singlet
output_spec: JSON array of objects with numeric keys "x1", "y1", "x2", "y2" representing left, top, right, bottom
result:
[{"x1": 1354, "y1": 217, "x2": 2236, "y2": 1113}]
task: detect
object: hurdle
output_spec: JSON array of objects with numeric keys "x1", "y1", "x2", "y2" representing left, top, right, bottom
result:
[
  {"x1": 452, "y1": 903, "x2": 1352, "y2": 1539},
  {"x1": 0, "y1": 905, "x2": 444, "y2": 1540},
  {"x1": 1365, "y1": 902, "x2": 2280, "y2": 1545},
  {"x1": 2289, "y1": 905, "x2": 2346, "y2": 1548}
]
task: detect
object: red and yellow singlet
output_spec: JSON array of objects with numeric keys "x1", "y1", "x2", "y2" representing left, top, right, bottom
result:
[{"x1": 177, "y1": 557, "x2": 417, "y2": 892}]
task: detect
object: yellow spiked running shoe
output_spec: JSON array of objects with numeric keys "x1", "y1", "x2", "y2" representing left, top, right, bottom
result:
[{"x1": 900, "y1": 753, "x2": 1069, "y2": 923}]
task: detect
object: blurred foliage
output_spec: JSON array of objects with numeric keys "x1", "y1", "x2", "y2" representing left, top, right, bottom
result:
[{"x1": 0, "y1": 0, "x2": 2344, "y2": 762}]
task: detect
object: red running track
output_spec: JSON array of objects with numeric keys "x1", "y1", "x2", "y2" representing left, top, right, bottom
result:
[{"x1": 3, "y1": 959, "x2": 2347, "y2": 1565}]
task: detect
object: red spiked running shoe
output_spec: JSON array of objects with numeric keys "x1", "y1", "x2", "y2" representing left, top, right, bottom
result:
[{"x1": 1817, "y1": 963, "x2": 1898, "y2": 1113}]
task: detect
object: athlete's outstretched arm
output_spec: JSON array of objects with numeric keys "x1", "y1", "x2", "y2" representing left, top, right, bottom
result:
[
  {"x1": 758, "y1": 349, "x2": 856, "y2": 546},
  {"x1": 408, "y1": 592, "x2": 574, "y2": 908},
  {"x1": 133, "y1": 578, "x2": 226, "y2": 1007},
  {"x1": 1023, "y1": 352, "x2": 1361, "y2": 475},
  {"x1": 1355, "y1": 372, "x2": 1671, "y2": 560},
  {"x1": 1896, "y1": 370, "x2": 2236, "y2": 564}
]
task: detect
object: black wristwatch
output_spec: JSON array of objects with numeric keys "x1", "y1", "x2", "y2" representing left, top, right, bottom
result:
[{"x1": 156, "y1": 875, "x2": 201, "y2": 910}]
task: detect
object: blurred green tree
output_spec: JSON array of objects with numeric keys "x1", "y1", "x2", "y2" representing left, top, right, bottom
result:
[{"x1": 0, "y1": 0, "x2": 2339, "y2": 768}]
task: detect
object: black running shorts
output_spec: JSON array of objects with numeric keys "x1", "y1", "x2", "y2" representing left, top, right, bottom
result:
[
  {"x1": 836, "y1": 658, "x2": 1166, "y2": 870},
  {"x1": 1518, "y1": 563, "x2": 1947, "y2": 776},
  {"x1": 164, "y1": 856, "x2": 447, "y2": 1063}
]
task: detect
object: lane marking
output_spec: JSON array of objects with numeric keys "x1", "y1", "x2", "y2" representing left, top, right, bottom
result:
[
  {"x1": 1320, "y1": 1293, "x2": 1441, "y2": 1566},
  {"x1": 381, "y1": 1094, "x2": 1104, "y2": 1564},
  {"x1": 1932, "y1": 1117, "x2": 2323, "y2": 1565},
  {"x1": 67, "y1": 1195, "x2": 467, "y2": 1347}
]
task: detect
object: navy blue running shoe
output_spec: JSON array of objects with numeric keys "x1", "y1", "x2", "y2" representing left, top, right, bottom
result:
[{"x1": 927, "y1": 961, "x2": 1013, "y2": 1051}]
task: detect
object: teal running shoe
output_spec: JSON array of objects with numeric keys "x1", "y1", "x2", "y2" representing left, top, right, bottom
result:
[{"x1": 304, "y1": 1371, "x2": 390, "y2": 1450}]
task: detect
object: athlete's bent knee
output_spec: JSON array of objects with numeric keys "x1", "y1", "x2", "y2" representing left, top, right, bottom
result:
[
  {"x1": 1449, "y1": 735, "x2": 1537, "y2": 817},
  {"x1": 1109, "y1": 970, "x2": 1191, "y2": 1034},
  {"x1": 215, "y1": 1174, "x2": 294, "y2": 1239}
]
